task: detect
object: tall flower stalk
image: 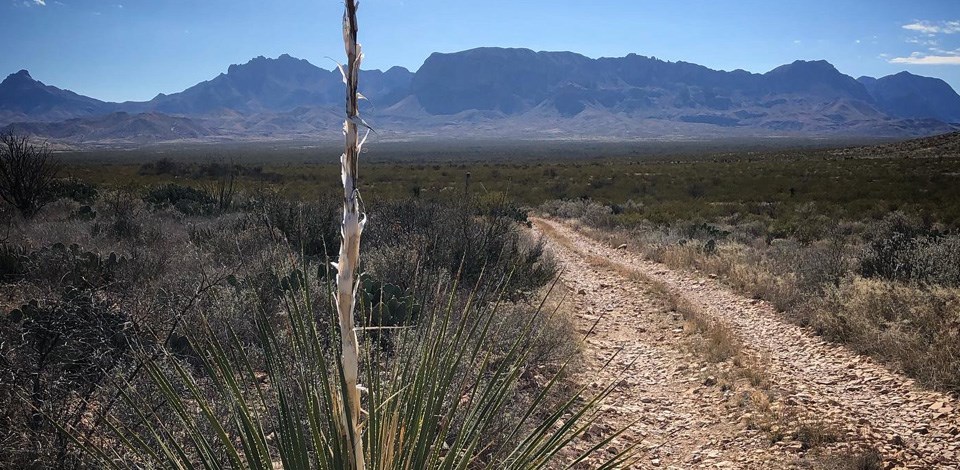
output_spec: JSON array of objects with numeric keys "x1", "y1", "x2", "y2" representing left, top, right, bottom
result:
[{"x1": 335, "y1": 1, "x2": 366, "y2": 468}]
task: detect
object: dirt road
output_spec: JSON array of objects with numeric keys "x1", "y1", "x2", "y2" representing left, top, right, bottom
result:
[{"x1": 532, "y1": 217, "x2": 959, "y2": 469}]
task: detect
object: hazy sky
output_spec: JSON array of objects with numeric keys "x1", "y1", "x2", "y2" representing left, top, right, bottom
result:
[{"x1": 3, "y1": 0, "x2": 960, "y2": 102}]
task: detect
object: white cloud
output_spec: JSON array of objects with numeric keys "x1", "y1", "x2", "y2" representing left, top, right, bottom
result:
[
  {"x1": 902, "y1": 20, "x2": 960, "y2": 35},
  {"x1": 906, "y1": 37, "x2": 940, "y2": 46},
  {"x1": 33, "y1": 0, "x2": 45, "y2": 5},
  {"x1": 889, "y1": 51, "x2": 960, "y2": 65},
  {"x1": 928, "y1": 47, "x2": 960, "y2": 56}
]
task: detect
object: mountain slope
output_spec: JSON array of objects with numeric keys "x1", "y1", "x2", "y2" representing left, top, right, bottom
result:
[
  {"x1": 764, "y1": 60, "x2": 872, "y2": 100},
  {"x1": 407, "y1": 49, "x2": 896, "y2": 136},
  {"x1": 139, "y1": 54, "x2": 412, "y2": 115},
  {"x1": 2, "y1": 49, "x2": 959, "y2": 143},
  {"x1": 859, "y1": 72, "x2": 960, "y2": 123},
  {"x1": 0, "y1": 70, "x2": 114, "y2": 123}
]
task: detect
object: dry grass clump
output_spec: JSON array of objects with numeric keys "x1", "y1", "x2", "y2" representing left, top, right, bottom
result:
[
  {"x1": 801, "y1": 448, "x2": 883, "y2": 470},
  {"x1": 809, "y1": 277, "x2": 960, "y2": 390},
  {"x1": 675, "y1": 296, "x2": 740, "y2": 363},
  {"x1": 744, "y1": 403, "x2": 855, "y2": 462}
]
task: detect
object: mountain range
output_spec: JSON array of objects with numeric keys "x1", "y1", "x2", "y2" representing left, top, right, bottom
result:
[{"x1": 2, "y1": 48, "x2": 959, "y2": 145}]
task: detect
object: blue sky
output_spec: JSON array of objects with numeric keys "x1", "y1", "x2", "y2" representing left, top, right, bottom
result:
[{"x1": 3, "y1": 0, "x2": 960, "y2": 102}]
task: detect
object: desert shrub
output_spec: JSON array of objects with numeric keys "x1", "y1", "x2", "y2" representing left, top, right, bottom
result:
[
  {"x1": 257, "y1": 195, "x2": 340, "y2": 258},
  {"x1": 138, "y1": 157, "x2": 184, "y2": 176},
  {"x1": 193, "y1": 161, "x2": 238, "y2": 179},
  {"x1": 1, "y1": 291, "x2": 134, "y2": 467},
  {"x1": 143, "y1": 183, "x2": 216, "y2": 215},
  {"x1": 475, "y1": 191, "x2": 529, "y2": 223},
  {"x1": 857, "y1": 212, "x2": 960, "y2": 287},
  {"x1": 539, "y1": 199, "x2": 615, "y2": 227},
  {"x1": 94, "y1": 190, "x2": 145, "y2": 240},
  {"x1": 859, "y1": 212, "x2": 929, "y2": 282},
  {"x1": 908, "y1": 236, "x2": 960, "y2": 287},
  {"x1": 0, "y1": 133, "x2": 60, "y2": 217},
  {"x1": 366, "y1": 198, "x2": 557, "y2": 300},
  {"x1": 49, "y1": 177, "x2": 99, "y2": 204},
  {"x1": 794, "y1": 237, "x2": 848, "y2": 291},
  {"x1": 676, "y1": 221, "x2": 730, "y2": 253},
  {"x1": 70, "y1": 204, "x2": 97, "y2": 221},
  {"x1": 0, "y1": 244, "x2": 26, "y2": 282}
]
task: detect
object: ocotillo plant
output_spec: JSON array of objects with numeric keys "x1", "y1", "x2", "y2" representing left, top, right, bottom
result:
[{"x1": 336, "y1": 1, "x2": 366, "y2": 468}]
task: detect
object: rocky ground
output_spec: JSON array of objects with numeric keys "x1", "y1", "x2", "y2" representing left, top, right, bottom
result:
[{"x1": 533, "y1": 217, "x2": 959, "y2": 469}]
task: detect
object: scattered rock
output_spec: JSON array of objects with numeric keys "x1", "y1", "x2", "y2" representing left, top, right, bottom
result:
[{"x1": 529, "y1": 218, "x2": 960, "y2": 469}]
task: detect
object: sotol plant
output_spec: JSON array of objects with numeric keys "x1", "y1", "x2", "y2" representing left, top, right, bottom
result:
[{"x1": 55, "y1": 2, "x2": 635, "y2": 468}]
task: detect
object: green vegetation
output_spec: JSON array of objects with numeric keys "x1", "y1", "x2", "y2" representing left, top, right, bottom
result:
[
  {"x1": 5, "y1": 134, "x2": 959, "y2": 466},
  {"x1": 534, "y1": 140, "x2": 960, "y2": 393},
  {"x1": 0, "y1": 177, "x2": 637, "y2": 467},
  {"x1": 60, "y1": 143, "x2": 960, "y2": 227}
]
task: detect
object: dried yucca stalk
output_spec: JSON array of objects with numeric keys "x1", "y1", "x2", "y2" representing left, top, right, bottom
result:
[{"x1": 334, "y1": 0, "x2": 366, "y2": 468}]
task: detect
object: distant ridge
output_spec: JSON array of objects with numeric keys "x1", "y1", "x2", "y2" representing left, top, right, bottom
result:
[
  {"x1": 2, "y1": 48, "x2": 959, "y2": 144},
  {"x1": 859, "y1": 72, "x2": 960, "y2": 123},
  {"x1": 0, "y1": 70, "x2": 114, "y2": 123}
]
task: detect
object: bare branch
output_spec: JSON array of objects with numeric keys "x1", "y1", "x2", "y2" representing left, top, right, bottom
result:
[{"x1": 0, "y1": 133, "x2": 60, "y2": 218}]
